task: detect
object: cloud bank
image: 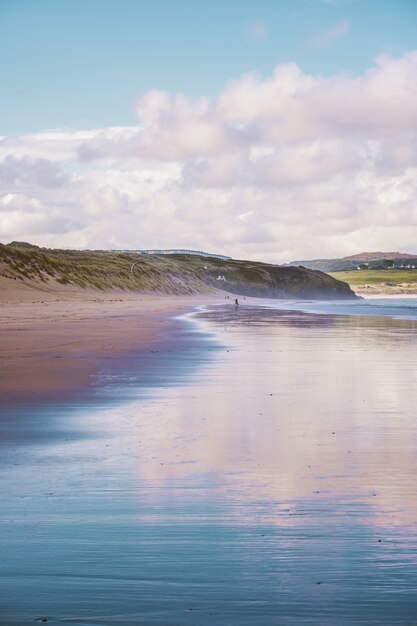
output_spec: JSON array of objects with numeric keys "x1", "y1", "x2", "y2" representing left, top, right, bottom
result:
[{"x1": 1, "y1": 51, "x2": 417, "y2": 262}]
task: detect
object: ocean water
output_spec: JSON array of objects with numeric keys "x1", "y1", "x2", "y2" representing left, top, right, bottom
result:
[
  {"x1": 1, "y1": 299, "x2": 417, "y2": 625},
  {"x1": 262, "y1": 295, "x2": 417, "y2": 321}
]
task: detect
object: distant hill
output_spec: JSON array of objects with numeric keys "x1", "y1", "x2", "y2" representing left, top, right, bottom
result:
[
  {"x1": 0, "y1": 242, "x2": 357, "y2": 300},
  {"x1": 288, "y1": 251, "x2": 417, "y2": 273},
  {"x1": 342, "y1": 251, "x2": 415, "y2": 261}
]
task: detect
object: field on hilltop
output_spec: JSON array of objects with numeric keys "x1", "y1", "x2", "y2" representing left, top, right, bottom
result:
[{"x1": 329, "y1": 269, "x2": 417, "y2": 295}]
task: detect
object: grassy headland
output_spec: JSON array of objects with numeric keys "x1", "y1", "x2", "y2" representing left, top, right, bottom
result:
[
  {"x1": 0, "y1": 242, "x2": 356, "y2": 300},
  {"x1": 329, "y1": 269, "x2": 417, "y2": 295}
]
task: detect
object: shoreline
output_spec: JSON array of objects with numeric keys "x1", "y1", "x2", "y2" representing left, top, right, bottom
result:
[
  {"x1": 0, "y1": 293, "x2": 224, "y2": 409},
  {"x1": 2, "y1": 291, "x2": 417, "y2": 624},
  {"x1": 3, "y1": 284, "x2": 415, "y2": 410}
]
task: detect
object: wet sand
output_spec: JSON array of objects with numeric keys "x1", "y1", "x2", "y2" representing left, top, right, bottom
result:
[
  {"x1": 1, "y1": 300, "x2": 417, "y2": 624},
  {"x1": 0, "y1": 293, "x2": 222, "y2": 405}
]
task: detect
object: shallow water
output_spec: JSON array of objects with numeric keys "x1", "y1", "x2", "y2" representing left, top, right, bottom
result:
[
  {"x1": 1, "y1": 302, "x2": 417, "y2": 625},
  {"x1": 262, "y1": 295, "x2": 417, "y2": 320}
]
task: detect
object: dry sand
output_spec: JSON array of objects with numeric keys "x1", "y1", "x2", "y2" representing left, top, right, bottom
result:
[
  {"x1": 0, "y1": 275, "x2": 222, "y2": 403},
  {"x1": 354, "y1": 283, "x2": 417, "y2": 296}
]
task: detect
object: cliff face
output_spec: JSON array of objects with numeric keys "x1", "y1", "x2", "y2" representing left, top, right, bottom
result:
[
  {"x1": 173, "y1": 256, "x2": 357, "y2": 299},
  {"x1": 0, "y1": 243, "x2": 357, "y2": 300}
]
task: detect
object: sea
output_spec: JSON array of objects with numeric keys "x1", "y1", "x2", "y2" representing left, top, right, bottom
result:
[
  {"x1": 263, "y1": 295, "x2": 417, "y2": 321},
  {"x1": 1, "y1": 296, "x2": 417, "y2": 625}
]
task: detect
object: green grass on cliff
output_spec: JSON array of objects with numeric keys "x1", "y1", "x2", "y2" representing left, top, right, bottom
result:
[
  {"x1": 0, "y1": 244, "x2": 209, "y2": 294},
  {"x1": 329, "y1": 269, "x2": 417, "y2": 286},
  {"x1": 0, "y1": 242, "x2": 356, "y2": 299}
]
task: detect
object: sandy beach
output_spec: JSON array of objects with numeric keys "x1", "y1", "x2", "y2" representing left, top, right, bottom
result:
[
  {"x1": 353, "y1": 284, "x2": 417, "y2": 296},
  {"x1": 3, "y1": 0, "x2": 417, "y2": 622},
  {"x1": 2, "y1": 287, "x2": 417, "y2": 624},
  {"x1": 0, "y1": 278, "x2": 223, "y2": 405}
]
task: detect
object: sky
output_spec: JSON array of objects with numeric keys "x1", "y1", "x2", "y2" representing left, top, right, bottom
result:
[{"x1": 1, "y1": 0, "x2": 417, "y2": 262}]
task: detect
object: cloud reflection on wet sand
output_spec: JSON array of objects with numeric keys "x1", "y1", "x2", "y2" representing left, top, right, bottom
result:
[
  {"x1": 2, "y1": 304, "x2": 417, "y2": 624},
  {"x1": 132, "y1": 306, "x2": 417, "y2": 531}
]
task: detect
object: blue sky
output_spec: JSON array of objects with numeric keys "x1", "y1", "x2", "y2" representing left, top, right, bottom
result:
[{"x1": 1, "y1": 0, "x2": 417, "y2": 133}]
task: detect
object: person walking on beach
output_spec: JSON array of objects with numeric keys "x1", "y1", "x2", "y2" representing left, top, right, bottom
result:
[{"x1": 234, "y1": 298, "x2": 239, "y2": 307}]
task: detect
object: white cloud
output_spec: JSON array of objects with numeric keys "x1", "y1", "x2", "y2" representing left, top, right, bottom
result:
[
  {"x1": 0, "y1": 128, "x2": 101, "y2": 162},
  {"x1": 0, "y1": 192, "x2": 80, "y2": 237},
  {"x1": 1, "y1": 51, "x2": 417, "y2": 261},
  {"x1": 0, "y1": 155, "x2": 68, "y2": 188},
  {"x1": 308, "y1": 19, "x2": 351, "y2": 48},
  {"x1": 247, "y1": 20, "x2": 268, "y2": 41}
]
